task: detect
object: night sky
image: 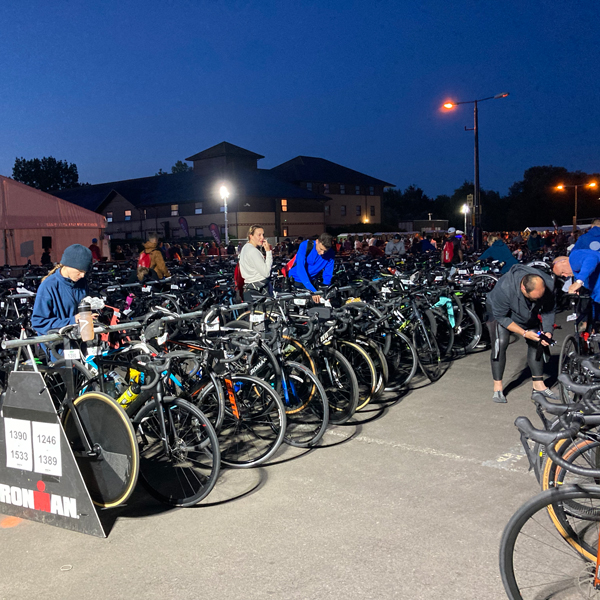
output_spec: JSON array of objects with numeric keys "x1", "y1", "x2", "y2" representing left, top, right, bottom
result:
[{"x1": 1, "y1": 0, "x2": 598, "y2": 197}]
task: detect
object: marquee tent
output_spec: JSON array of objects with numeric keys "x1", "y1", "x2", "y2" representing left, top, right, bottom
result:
[{"x1": 0, "y1": 176, "x2": 106, "y2": 265}]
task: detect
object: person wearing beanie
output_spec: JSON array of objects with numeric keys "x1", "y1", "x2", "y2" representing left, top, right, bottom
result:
[
  {"x1": 89, "y1": 238, "x2": 102, "y2": 262},
  {"x1": 32, "y1": 244, "x2": 92, "y2": 336}
]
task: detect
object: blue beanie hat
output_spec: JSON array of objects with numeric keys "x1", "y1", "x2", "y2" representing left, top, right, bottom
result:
[{"x1": 60, "y1": 244, "x2": 92, "y2": 272}]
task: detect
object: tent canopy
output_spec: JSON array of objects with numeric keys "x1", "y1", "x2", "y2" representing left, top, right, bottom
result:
[{"x1": 0, "y1": 176, "x2": 106, "y2": 264}]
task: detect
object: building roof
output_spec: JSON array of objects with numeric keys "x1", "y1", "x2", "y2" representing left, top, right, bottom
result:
[
  {"x1": 270, "y1": 156, "x2": 394, "y2": 187},
  {"x1": 55, "y1": 169, "x2": 328, "y2": 213},
  {"x1": 185, "y1": 141, "x2": 265, "y2": 162}
]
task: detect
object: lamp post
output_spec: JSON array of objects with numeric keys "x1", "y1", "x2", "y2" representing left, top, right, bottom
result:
[
  {"x1": 556, "y1": 182, "x2": 597, "y2": 233},
  {"x1": 220, "y1": 185, "x2": 230, "y2": 244},
  {"x1": 461, "y1": 204, "x2": 470, "y2": 235},
  {"x1": 442, "y1": 92, "x2": 509, "y2": 251}
]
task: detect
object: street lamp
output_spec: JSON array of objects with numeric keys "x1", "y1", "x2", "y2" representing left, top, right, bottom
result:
[
  {"x1": 461, "y1": 203, "x2": 470, "y2": 234},
  {"x1": 442, "y1": 92, "x2": 509, "y2": 251},
  {"x1": 220, "y1": 184, "x2": 230, "y2": 244},
  {"x1": 555, "y1": 182, "x2": 597, "y2": 233}
]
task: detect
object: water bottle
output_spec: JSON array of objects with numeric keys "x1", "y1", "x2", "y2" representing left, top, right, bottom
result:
[
  {"x1": 108, "y1": 370, "x2": 127, "y2": 394},
  {"x1": 77, "y1": 300, "x2": 94, "y2": 342},
  {"x1": 117, "y1": 382, "x2": 142, "y2": 407}
]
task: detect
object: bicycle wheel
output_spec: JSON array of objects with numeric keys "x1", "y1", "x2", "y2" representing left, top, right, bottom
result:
[
  {"x1": 187, "y1": 375, "x2": 226, "y2": 431},
  {"x1": 62, "y1": 391, "x2": 139, "y2": 508},
  {"x1": 218, "y1": 374, "x2": 286, "y2": 467},
  {"x1": 133, "y1": 398, "x2": 220, "y2": 507},
  {"x1": 337, "y1": 340, "x2": 377, "y2": 411},
  {"x1": 413, "y1": 323, "x2": 442, "y2": 382},
  {"x1": 385, "y1": 330, "x2": 418, "y2": 388},
  {"x1": 41, "y1": 360, "x2": 93, "y2": 410},
  {"x1": 356, "y1": 336, "x2": 389, "y2": 397},
  {"x1": 281, "y1": 361, "x2": 329, "y2": 448},
  {"x1": 316, "y1": 347, "x2": 359, "y2": 425},
  {"x1": 559, "y1": 334, "x2": 579, "y2": 403},
  {"x1": 427, "y1": 308, "x2": 454, "y2": 358},
  {"x1": 500, "y1": 485, "x2": 600, "y2": 599},
  {"x1": 452, "y1": 306, "x2": 482, "y2": 354}
]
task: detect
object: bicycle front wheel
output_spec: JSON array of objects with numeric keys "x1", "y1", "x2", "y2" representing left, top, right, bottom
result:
[
  {"x1": 500, "y1": 485, "x2": 600, "y2": 599},
  {"x1": 133, "y1": 398, "x2": 220, "y2": 507},
  {"x1": 62, "y1": 391, "x2": 139, "y2": 508}
]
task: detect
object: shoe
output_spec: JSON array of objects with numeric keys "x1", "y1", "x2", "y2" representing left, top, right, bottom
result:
[
  {"x1": 532, "y1": 388, "x2": 559, "y2": 401},
  {"x1": 493, "y1": 391, "x2": 507, "y2": 403}
]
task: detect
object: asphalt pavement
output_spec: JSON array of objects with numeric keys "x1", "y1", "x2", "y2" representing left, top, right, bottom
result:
[{"x1": 0, "y1": 319, "x2": 569, "y2": 600}]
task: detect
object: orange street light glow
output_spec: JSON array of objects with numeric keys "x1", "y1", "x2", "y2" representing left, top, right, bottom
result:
[
  {"x1": 443, "y1": 102, "x2": 454, "y2": 109},
  {"x1": 589, "y1": 182, "x2": 597, "y2": 187},
  {"x1": 556, "y1": 185, "x2": 565, "y2": 190}
]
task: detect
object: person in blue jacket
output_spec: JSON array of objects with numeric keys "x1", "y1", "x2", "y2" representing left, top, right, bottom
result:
[
  {"x1": 32, "y1": 244, "x2": 92, "y2": 336},
  {"x1": 289, "y1": 233, "x2": 335, "y2": 303},
  {"x1": 574, "y1": 219, "x2": 600, "y2": 251},
  {"x1": 478, "y1": 235, "x2": 518, "y2": 274}
]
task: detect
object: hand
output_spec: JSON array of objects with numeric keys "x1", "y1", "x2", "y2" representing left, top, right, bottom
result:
[
  {"x1": 540, "y1": 332, "x2": 553, "y2": 347},
  {"x1": 568, "y1": 281, "x2": 583, "y2": 294},
  {"x1": 312, "y1": 294, "x2": 321, "y2": 303},
  {"x1": 524, "y1": 330, "x2": 540, "y2": 342},
  {"x1": 263, "y1": 239, "x2": 271, "y2": 252}
]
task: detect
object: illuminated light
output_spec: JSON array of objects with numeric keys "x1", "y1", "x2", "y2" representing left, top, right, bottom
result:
[
  {"x1": 443, "y1": 102, "x2": 454, "y2": 109},
  {"x1": 589, "y1": 182, "x2": 597, "y2": 188},
  {"x1": 556, "y1": 185, "x2": 564, "y2": 190},
  {"x1": 219, "y1": 185, "x2": 229, "y2": 200}
]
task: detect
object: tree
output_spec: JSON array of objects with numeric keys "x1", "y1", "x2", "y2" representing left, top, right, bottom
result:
[
  {"x1": 156, "y1": 161, "x2": 191, "y2": 176},
  {"x1": 12, "y1": 156, "x2": 85, "y2": 192}
]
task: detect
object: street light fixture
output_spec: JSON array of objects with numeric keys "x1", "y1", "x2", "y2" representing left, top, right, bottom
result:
[
  {"x1": 442, "y1": 92, "x2": 509, "y2": 250},
  {"x1": 220, "y1": 184, "x2": 230, "y2": 244},
  {"x1": 555, "y1": 182, "x2": 597, "y2": 233},
  {"x1": 461, "y1": 203, "x2": 470, "y2": 234}
]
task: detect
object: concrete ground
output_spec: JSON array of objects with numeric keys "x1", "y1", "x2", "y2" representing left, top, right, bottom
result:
[{"x1": 0, "y1": 321, "x2": 568, "y2": 600}]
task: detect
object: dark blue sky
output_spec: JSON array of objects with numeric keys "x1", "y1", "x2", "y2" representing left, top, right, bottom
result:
[{"x1": 1, "y1": 0, "x2": 598, "y2": 198}]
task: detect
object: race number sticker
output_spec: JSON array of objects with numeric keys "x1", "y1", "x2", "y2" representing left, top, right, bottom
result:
[
  {"x1": 32, "y1": 422, "x2": 62, "y2": 477},
  {"x1": 4, "y1": 418, "x2": 33, "y2": 471},
  {"x1": 64, "y1": 349, "x2": 81, "y2": 360},
  {"x1": 249, "y1": 313, "x2": 265, "y2": 323}
]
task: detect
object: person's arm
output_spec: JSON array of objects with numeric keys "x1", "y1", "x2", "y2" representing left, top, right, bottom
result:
[
  {"x1": 574, "y1": 254, "x2": 600, "y2": 285},
  {"x1": 321, "y1": 256, "x2": 334, "y2": 286},
  {"x1": 31, "y1": 287, "x2": 77, "y2": 334},
  {"x1": 292, "y1": 241, "x2": 317, "y2": 293}
]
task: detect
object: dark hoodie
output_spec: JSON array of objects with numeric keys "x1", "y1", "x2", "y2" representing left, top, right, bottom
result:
[{"x1": 486, "y1": 264, "x2": 555, "y2": 332}]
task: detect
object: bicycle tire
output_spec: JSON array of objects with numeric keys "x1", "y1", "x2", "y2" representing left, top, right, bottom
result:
[
  {"x1": 499, "y1": 485, "x2": 600, "y2": 599},
  {"x1": 356, "y1": 336, "x2": 389, "y2": 397},
  {"x1": 281, "y1": 361, "x2": 329, "y2": 448},
  {"x1": 413, "y1": 322, "x2": 442, "y2": 381},
  {"x1": 338, "y1": 340, "x2": 377, "y2": 411},
  {"x1": 218, "y1": 374, "x2": 287, "y2": 467},
  {"x1": 452, "y1": 306, "x2": 482, "y2": 354},
  {"x1": 62, "y1": 391, "x2": 139, "y2": 508},
  {"x1": 427, "y1": 308, "x2": 454, "y2": 358},
  {"x1": 558, "y1": 334, "x2": 579, "y2": 403},
  {"x1": 385, "y1": 329, "x2": 418, "y2": 388}
]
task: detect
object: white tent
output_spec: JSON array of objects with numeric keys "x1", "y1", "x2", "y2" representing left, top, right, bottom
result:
[{"x1": 0, "y1": 176, "x2": 106, "y2": 265}]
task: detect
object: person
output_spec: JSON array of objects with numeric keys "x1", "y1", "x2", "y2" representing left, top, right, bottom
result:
[
  {"x1": 478, "y1": 234, "x2": 518, "y2": 274},
  {"x1": 227, "y1": 241, "x2": 236, "y2": 256},
  {"x1": 40, "y1": 248, "x2": 52, "y2": 266},
  {"x1": 114, "y1": 245, "x2": 126, "y2": 261},
  {"x1": 89, "y1": 238, "x2": 102, "y2": 262},
  {"x1": 238, "y1": 225, "x2": 272, "y2": 301},
  {"x1": 421, "y1": 235, "x2": 436, "y2": 253},
  {"x1": 574, "y1": 219, "x2": 600, "y2": 251},
  {"x1": 385, "y1": 234, "x2": 405, "y2": 256},
  {"x1": 442, "y1": 228, "x2": 463, "y2": 265},
  {"x1": 139, "y1": 236, "x2": 170, "y2": 279},
  {"x1": 32, "y1": 244, "x2": 92, "y2": 338},
  {"x1": 207, "y1": 242, "x2": 219, "y2": 256},
  {"x1": 354, "y1": 237, "x2": 363, "y2": 252},
  {"x1": 485, "y1": 264, "x2": 556, "y2": 403},
  {"x1": 527, "y1": 230, "x2": 543, "y2": 253},
  {"x1": 289, "y1": 233, "x2": 335, "y2": 303}
]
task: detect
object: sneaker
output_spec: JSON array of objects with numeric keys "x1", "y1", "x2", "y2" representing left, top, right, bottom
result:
[
  {"x1": 493, "y1": 391, "x2": 507, "y2": 403},
  {"x1": 532, "y1": 388, "x2": 559, "y2": 401}
]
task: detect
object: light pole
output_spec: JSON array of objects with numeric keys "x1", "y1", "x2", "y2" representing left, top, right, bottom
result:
[
  {"x1": 461, "y1": 203, "x2": 470, "y2": 235},
  {"x1": 556, "y1": 182, "x2": 597, "y2": 233},
  {"x1": 220, "y1": 185, "x2": 230, "y2": 245},
  {"x1": 442, "y1": 92, "x2": 509, "y2": 251}
]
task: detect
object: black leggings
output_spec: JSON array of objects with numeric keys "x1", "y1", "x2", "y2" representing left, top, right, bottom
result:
[{"x1": 486, "y1": 321, "x2": 544, "y2": 381}]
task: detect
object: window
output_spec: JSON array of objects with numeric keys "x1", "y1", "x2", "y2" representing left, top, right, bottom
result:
[
  {"x1": 106, "y1": 211, "x2": 113, "y2": 223},
  {"x1": 282, "y1": 226, "x2": 288, "y2": 237},
  {"x1": 340, "y1": 205, "x2": 347, "y2": 216},
  {"x1": 356, "y1": 205, "x2": 362, "y2": 216},
  {"x1": 195, "y1": 227, "x2": 204, "y2": 237},
  {"x1": 323, "y1": 183, "x2": 330, "y2": 194},
  {"x1": 324, "y1": 205, "x2": 330, "y2": 216},
  {"x1": 355, "y1": 186, "x2": 360, "y2": 195},
  {"x1": 369, "y1": 186, "x2": 374, "y2": 195},
  {"x1": 195, "y1": 202, "x2": 203, "y2": 215},
  {"x1": 370, "y1": 205, "x2": 375, "y2": 217},
  {"x1": 306, "y1": 182, "x2": 313, "y2": 191},
  {"x1": 220, "y1": 226, "x2": 226, "y2": 235},
  {"x1": 340, "y1": 184, "x2": 346, "y2": 195},
  {"x1": 124, "y1": 210, "x2": 131, "y2": 221},
  {"x1": 171, "y1": 204, "x2": 179, "y2": 216},
  {"x1": 281, "y1": 199, "x2": 288, "y2": 212},
  {"x1": 142, "y1": 209, "x2": 147, "y2": 220}
]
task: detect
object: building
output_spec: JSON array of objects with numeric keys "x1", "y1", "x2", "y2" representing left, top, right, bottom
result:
[{"x1": 56, "y1": 142, "x2": 393, "y2": 240}]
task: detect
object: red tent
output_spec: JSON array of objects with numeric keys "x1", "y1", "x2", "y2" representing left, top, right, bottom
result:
[{"x1": 0, "y1": 176, "x2": 106, "y2": 265}]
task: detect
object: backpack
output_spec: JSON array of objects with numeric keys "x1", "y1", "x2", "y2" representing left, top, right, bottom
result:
[
  {"x1": 282, "y1": 241, "x2": 313, "y2": 277},
  {"x1": 442, "y1": 240, "x2": 454, "y2": 264},
  {"x1": 138, "y1": 251, "x2": 151, "y2": 269},
  {"x1": 234, "y1": 263, "x2": 245, "y2": 293}
]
